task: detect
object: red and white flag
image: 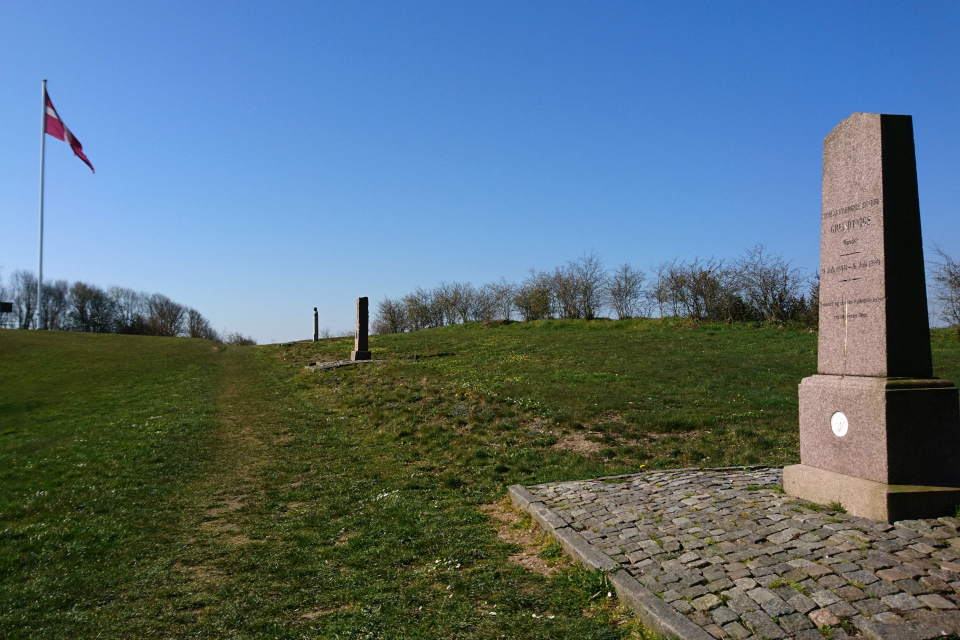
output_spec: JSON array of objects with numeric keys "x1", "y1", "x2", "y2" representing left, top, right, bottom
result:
[{"x1": 44, "y1": 91, "x2": 94, "y2": 173}]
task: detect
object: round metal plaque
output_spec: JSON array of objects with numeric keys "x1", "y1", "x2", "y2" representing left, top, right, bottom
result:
[{"x1": 831, "y1": 412, "x2": 849, "y2": 437}]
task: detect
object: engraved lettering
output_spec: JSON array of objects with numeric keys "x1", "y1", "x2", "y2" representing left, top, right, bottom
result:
[
  {"x1": 830, "y1": 216, "x2": 871, "y2": 233},
  {"x1": 821, "y1": 197, "x2": 881, "y2": 220}
]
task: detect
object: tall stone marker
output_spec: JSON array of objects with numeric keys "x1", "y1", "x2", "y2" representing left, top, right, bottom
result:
[
  {"x1": 350, "y1": 297, "x2": 371, "y2": 361},
  {"x1": 313, "y1": 307, "x2": 319, "y2": 343},
  {"x1": 784, "y1": 113, "x2": 960, "y2": 521}
]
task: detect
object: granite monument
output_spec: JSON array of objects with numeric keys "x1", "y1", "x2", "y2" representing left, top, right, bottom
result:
[
  {"x1": 351, "y1": 297, "x2": 371, "y2": 361},
  {"x1": 784, "y1": 113, "x2": 960, "y2": 521}
]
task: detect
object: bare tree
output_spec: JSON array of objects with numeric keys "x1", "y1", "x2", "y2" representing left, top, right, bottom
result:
[
  {"x1": 666, "y1": 257, "x2": 746, "y2": 322},
  {"x1": 569, "y1": 251, "x2": 606, "y2": 319},
  {"x1": 470, "y1": 283, "x2": 499, "y2": 322},
  {"x1": 0, "y1": 270, "x2": 9, "y2": 329},
  {"x1": 372, "y1": 297, "x2": 407, "y2": 334},
  {"x1": 736, "y1": 244, "x2": 807, "y2": 324},
  {"x1": 187, "y1": 308, "x2": 221, "y2": 341},
  {"x1": 224, "y1": 331, "x2": 257, "y2": 346},
  {"x1": 41, "y1": 280, "x2": 70, "y2": 330},
  {"x1": 549, "y1": 266, "x2": 578, "y2": 319},
  {"x1": 930, "y1": 245, "x2": 960, "y2": 334},
  {"x1": 68, "y1": 282, "x2": 115, "y2": 333},
  {"x1": 109, "y1": 286, "x2": 148, "y2": 334},
  {"x1": 648, "y1": 261, "x2": 673, "y2": 318},
  {"x1": 514, "y1": 269, "x2": 554, "y2": 321},
  {"x1": 489, "y1": 278, "x2": 515, "y2": 321},
  {"x1": 606, "y1": 263, "x2": 646, "y2": 319},
  {"x1": 11, "y1": 270, "x2": 38, "y2": 329},
  {"x1": 442, "y1": 282, "x2": 475, "y2": 324},
  {"x1": 146, "y1": 293, "x2": 186, "y2": 337}
]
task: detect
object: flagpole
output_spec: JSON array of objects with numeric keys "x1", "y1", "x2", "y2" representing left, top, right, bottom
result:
[{"x1": 37, "y1": 79, "x2": 47, "y2": 330}]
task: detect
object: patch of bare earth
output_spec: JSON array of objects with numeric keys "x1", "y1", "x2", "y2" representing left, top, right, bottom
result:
[
  {"x1": 553, "y1": 432, "x2": 607, "y2": 456},
  {"x1": 299, "y1": 604, "x2": 352, "y2": 619},
  {"x1": 480, "y1": 499, "x2": 570, "y2": 577}
]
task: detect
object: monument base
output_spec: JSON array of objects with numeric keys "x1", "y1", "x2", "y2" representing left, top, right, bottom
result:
[
  {"x1": 784, "y1": 464, "x2": 960, "y2": 523},
  {"x1": 799, "y1": 375, "x2": 960, "y2": 486},
  {"x1": 350, "y1": 351, "x2": 371, "y2": 361}
]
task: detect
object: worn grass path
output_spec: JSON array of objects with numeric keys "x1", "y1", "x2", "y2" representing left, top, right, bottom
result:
[{"x1": 0, "y1": 331, "x2": 632, "y2": 639}]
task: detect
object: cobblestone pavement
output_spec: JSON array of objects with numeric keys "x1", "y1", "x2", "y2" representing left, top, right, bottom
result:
[{"x1": 524, "y1": 467, "x2": 960, "y2": 639}]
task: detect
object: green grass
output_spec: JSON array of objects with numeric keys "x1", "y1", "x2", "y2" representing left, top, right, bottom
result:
[{"x1": 2, "y1": 320, "x2": 959, "y2": 638}]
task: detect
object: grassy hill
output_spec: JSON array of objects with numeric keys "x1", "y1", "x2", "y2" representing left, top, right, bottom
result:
[{"x1": 2, "y1": 320, "x2": 959, "y2": 638}]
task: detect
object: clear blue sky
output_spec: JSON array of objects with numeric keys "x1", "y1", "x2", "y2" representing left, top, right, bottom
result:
[{"x1": 1, "y1": 1, "x2": 957, "y2": 343}]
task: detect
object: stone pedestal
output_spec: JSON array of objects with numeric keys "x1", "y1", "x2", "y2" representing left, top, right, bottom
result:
[
  {"x1": 784, "y1": 113, "x2": 960, "y2": 522},
  {"x1": 797, "y1": 376, "x2": 960, "y2": 486},
  {"x1": 783, "y1": 465, "x2": 960, "y2": 522},
  {"x1": 350, "y1": 297, "x2": 371, "y2": 361}
]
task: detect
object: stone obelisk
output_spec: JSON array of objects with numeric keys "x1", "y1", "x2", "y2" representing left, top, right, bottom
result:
[
  {"x1": 784, "y1": 113, "x2": 960, "y2": 522},
  {"x1": 350, "y1": 297, "x2": 371, "y2": 361}
]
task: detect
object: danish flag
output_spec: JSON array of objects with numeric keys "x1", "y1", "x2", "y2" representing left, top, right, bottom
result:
[{"x1": 44, "y1": 91, "x2": 94, "y2": 173}]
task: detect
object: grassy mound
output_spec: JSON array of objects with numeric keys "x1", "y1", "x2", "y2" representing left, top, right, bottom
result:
[{"x1": 2, "y1": 321, "x2": 958, "y2": 638}]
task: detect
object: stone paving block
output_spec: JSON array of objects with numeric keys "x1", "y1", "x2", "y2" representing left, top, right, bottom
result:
[
  {"x1": 704, "y1": 566, "x2": 728, "y2": 581},
  {"x1": 842, "y1": 569, "x2": 879, "y2": 585},
  {"x1": 754, "y1": 623, "x2": 787, "y2": 639},
  {"x1": 705, "y1": 579, "x2": 733, "y2": 595},
  {"x1": 779, "y1": 612, "x2": 816, "y2": 633},
  {"x1": 919, "y1": 576, "x2": 950, "y2": 592},
  {"x1": 894, "y1": 578, "x2": 927, "y2": 595},
  {"x1": 881, "y1": 592, "x2": 924, "y2": 611},
  {"x1": 734, "y1": 578, "x2": 758, "y2": 591},
  {"x1": 852, "y1": 598, "x2": 888, "y2": 616},
  {"x1": 818, "y1": 574, "x2": 847, "y2": 589},
  {"x1": 788, "y1": 593, "x2": 817, "y2": 614},
  {"x1": 833, "y1": 586, "x2": 866, "y2": 601},
  {"x1": 929, "y1": 568, "x2": 960, "y2": 582},
  {"x1": 827, "y1": 600, "x2": 859, "y2": 618},
  {"x1": 811, "y1": 590, "x2": 841, "y2": 607},
  {"x1": 747, "y1": 588, "x2": 794, "y2": 617},
  {"x1": 755, "y1": 574, "x2": 779, "y2": 588},
  {"x1": 711, "y1": 606, "x2": 739, "y2": 625},
  {"x1": 768, "y1": 528, "x2": 803, "y2": 544},
  {"x1": 679, "y1": 551, "x2": 700, "y2": 564},
  {"x1": 782, "y1": 568, "x2": 808, "y2": 583},
  {"x1": 809, "y1": 608, "x2": 842, "y2": 628},
  {"x1": 723, "y1": 587, "x2": 747, "y2": 601},
  {"x1": 771, "y1": 585, "x2": 797, "y2": 602},
  {"x1": 672, "y1": 599, "x2": 694, "y2": 614},
  {"x1": 917, "y1": 593, "x2": 957, "y2": 609},
  {"x1": 684, "y1": 585, "x2": 710, "y2": 600},
  {"x1": 877, "y1": 567, "x2": 910, "y2": 582},
  {"x1": 863, "y1": 579, "x2": 900, "y2": 597},
  {"x1": 722, "y1": 621, "x2": 752, "y2": 639},
  {"x1": 894, "y1": 563, "x2": 925, "y2": 578},
  {"x1": 804, "y1": 564, "x2": 834, "y2": 578},
  {"x1": 703, "y1": 623, "x2": 726, "y2": 638},
  {"x1": 693, "y1": 594, "x2": 723, "y2": 611},
  {"x1": 661, "y1": 589, "x2": 681, "y2": 602},
  {"x1": 870, "y1": 610, "x2": 902, "y2": 623},
  {"x1": 740, "y1": 609, "x2": 774, "y2": 630}
]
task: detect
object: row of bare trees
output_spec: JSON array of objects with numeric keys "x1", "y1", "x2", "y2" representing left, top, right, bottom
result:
[
  {"x1": 930, "y1": 246, "x2": 960, "y2": 335},
  {"x1": 372, "y1": 246, "x2": 821, "y2": 334},
  {"x1": 0, "y1": 269, "x2": 228, "y2": 341}
]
